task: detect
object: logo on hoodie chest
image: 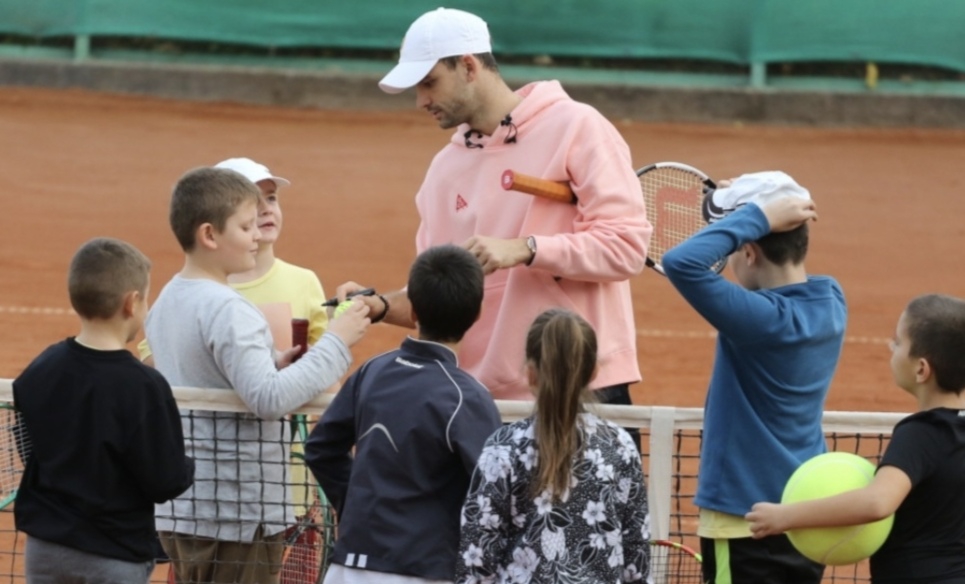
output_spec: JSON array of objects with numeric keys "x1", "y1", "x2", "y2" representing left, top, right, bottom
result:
[{"x1": 455, "y1": 194, "x2": 468, "y2": 212}]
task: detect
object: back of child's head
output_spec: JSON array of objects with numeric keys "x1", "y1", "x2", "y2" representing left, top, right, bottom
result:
[
  {"x1": 704, "y1": 170, "x2": 810, "y2": 265},
  {"x1": 905, "y1": 294, "x2": 965, "y2": 393},
  {"x1": 756, "y1": 224, "x2": 809, "y2": 265},
  {"x1": 526, "y1": 308, "x2": 598, "y2": 502},
  {"x1": 68, "y1": 237, "x2": 151, "y2": 320},
  {"x1": 407, "y1": 244, "x2": 484, "y2": 343},
  {"x1": 169, "y1": 167, "x2": 260, "y2": 252}
]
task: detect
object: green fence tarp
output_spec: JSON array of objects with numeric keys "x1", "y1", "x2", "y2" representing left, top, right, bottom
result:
[{"x1": 1, "y1": 0, "x2": 963, "y2": 71}]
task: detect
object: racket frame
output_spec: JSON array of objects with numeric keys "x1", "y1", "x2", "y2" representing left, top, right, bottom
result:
[
  {"x1": 636, "y1": 161, "x2": 724, "y2": 276},
  {"x1": 649, "y1": 538, "x2": 703, "y2": 584}
]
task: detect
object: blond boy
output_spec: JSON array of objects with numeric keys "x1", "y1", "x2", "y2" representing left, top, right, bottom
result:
[{"x1": 147, "y1": 167, "x2": 369, "y2": 584}]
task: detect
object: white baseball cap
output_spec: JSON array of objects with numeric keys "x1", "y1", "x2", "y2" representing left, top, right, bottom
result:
[
  {"x1": 215, "y1": 157, "x2": 291, "y2": 187},
  {"x1": 379, "y1": 7, "x2": 492, "y2": 94},
  {"x1": 703, "y1": 171, "x2": 810, "y2": 223}
]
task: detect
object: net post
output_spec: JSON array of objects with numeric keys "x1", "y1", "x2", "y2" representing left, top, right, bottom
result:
[
  {"x1": 73, "y1": 35, "x2": 91, "y2": 62},
  {"x1": 750, "y1": 62, "x2": 768, "y2": 88},
  {"x1": 648, "y1": 406, "x2": 676, "y2": 542}
]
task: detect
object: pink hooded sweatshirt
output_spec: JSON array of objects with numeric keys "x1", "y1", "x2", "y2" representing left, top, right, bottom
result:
[{"x1": 415, "y1": 81, "x2": 652, "y2": 400}]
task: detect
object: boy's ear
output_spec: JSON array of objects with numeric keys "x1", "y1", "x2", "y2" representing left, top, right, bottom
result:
[
  {"x1": 915, "y1": 357, "x2": 933, "y2": 384},
  {"x1": 121, "y1": 290, "x2": 139, "y2": 318},
  {"x1": 744, "y1": 242, "x2": 762, "y2": 265},
  {"x1": 196, "y1": 222, "x2": 218, "y2": 250}
]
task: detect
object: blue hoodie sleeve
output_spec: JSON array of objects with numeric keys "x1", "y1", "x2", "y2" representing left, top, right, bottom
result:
[{"x1": 661, "y1": 204, "x2": 794, "y2": 344}]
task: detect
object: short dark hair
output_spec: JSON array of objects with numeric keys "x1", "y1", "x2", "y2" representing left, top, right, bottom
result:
[
  {"x1": 407, "y1": 244, "x2": 484, "y2": 343},
  {"x1": 905, "y1": 294, "x2": 965, "y2": 393},
  {"x1": 68, "y1": 237, "x2": 151, "y2": 319},
  {"x1": 169, "y1": 167, "x2": 260, "y2": 252},
  {"x1": 757, "y1": 223, "x2": 809, "y2": 265},
  {"x1": 439, "y1": 52, "x2": 500, "y2": 73}
]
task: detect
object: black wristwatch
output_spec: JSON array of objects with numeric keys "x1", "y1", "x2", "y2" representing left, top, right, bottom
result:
[{"x1": 525, "y1": 236, "x2": 537, "y2": 266}]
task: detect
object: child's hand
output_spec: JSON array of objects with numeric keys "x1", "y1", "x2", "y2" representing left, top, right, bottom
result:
[
  {"x1": 275, "y1": 346, "x2": 304, "y2": 370},
  {"x1": 745, "y1": 502, "x2": 789, "y2": 539},
  {"x1": 327, "y1": 299, "x2": 371, "y2": 346},
  {"x1": 761, "y1": 197, "x2": 818, "y2": 233}
]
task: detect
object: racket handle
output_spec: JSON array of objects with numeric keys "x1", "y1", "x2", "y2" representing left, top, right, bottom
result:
[
  {"x1": 501, "y1": 170, "x2": 576, "y2": 204},
  {"x1": 291, "y1": 318, "x2": 309, "y2": 362}
]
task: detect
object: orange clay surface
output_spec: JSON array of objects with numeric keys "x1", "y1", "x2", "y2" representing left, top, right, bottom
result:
[
  {"x1": 1, "y1": 85, "x2": 965, "y2": 583},
  {"x1": 3, "y1": 86, "x2": 965, "y2": 410}
]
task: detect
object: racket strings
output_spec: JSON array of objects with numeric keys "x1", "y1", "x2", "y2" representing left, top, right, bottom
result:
[
  {"x1": 0, "y1": 407, "x2": 29, "y2": 508},
  {"x1": 649, "y1": 540, "x2": 703, "y2": 584},
  {"x1": 641, "y1": 168, "x2": 709, "y2": 265}
]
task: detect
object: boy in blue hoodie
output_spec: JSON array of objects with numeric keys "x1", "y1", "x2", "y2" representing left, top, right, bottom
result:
[{"x1": 662, "y1": 172, "x2": 847, "y2": 583}]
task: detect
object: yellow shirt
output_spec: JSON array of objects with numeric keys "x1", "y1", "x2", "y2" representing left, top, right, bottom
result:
[
  {"x1": 228, "y1": 259, "x2": 329, "y2": 347},
  {"x1": 698, "y1": 508, "x2": 753, "y2": 539}
]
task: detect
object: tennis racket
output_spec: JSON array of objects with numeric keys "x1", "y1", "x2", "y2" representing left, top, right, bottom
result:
[
  {"x1": 279, "y1": 320, "x2": 335, "y2": 583},
  {"x1": 650, "y1": 539, "x2": 703, "y2": 584},
  {"x1": 0, "y1": 404, "x2": 28, "y2": 510},
  {"x1": 637, "y1": 162, "x2": 724, "y2": 276},
  {"x1": 280, "y1": 496, "x2": 325, "y2": 584},
  {"x1": 500, "y1": 163, "x2": 724, "y2": 276}
]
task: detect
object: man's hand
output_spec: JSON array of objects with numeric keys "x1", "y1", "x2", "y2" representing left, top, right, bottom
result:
[
  {"x1": 333, "y1": 281, "x2": 385, "y2": 320},
  {"x1": 463, "y1": 235, "x2": 532, "y2": 275}
]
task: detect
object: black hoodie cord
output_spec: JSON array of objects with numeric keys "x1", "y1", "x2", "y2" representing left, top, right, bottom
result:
[
  {"x1": 463, "y1": 115, "x2": 517, "y2": 149},
  {"x1": 501, "y1": 114, "x2": 518, "y2": 144},
  {"x1": 463, "y1": 130, "x2": 484, "y2": 149}
]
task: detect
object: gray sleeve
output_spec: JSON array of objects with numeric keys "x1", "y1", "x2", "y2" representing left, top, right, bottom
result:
[{"x1": 209, "y1": 299, "x2": 352, "y2": 420}]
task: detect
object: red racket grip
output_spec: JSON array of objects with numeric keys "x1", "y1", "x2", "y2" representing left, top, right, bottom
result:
[{"x1": 501, "y1": 170, "x2": 576, "y2": 204}]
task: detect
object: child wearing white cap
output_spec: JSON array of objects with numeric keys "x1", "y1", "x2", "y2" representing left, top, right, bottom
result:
[
  {"x1": 211, "y1": 157, "x2": 330, "y2": 349},
  {"x1": 662, "y1": 171, "x2": 847, "y2": 584},
  {"x1": 140, "y1": 157, "x2": 329, "y2": 361}
]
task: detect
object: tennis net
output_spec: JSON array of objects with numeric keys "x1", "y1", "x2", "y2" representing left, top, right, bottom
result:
[{"x1": 0, "y1": 379, "x2": 902, "y2": 584}]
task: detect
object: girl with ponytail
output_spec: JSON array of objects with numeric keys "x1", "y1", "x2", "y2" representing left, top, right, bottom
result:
[{"x1": 456, "y1": 308, "x2": 650, "y2": 583}]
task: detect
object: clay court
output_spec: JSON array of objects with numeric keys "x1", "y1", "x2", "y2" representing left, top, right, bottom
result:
[
  {"x1": 0, "y1": 82, "x2": 964, "y2": 584},
  {"x1": 3, "y1": 85, "x2": 964, "y2": 413}
]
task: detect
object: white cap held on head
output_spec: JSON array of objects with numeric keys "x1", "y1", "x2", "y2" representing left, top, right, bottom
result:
[
  {"x1": 703, "y1": 171, "x2": 810, "y2": 223},
  {"x1": 379, "y1": 7, "x2": 492, "y2": 94},
  {"x1": 215, "y1": 157, "x2": 291, "y2": 187}
]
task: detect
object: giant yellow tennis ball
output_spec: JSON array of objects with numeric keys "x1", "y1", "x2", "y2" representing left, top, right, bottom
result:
[
  {"x1": 333, "y1": 300, "x2": 353, "y2": 318},
  {"x1": 781, "y1": 452, "x2": 894, "y2": 566}
]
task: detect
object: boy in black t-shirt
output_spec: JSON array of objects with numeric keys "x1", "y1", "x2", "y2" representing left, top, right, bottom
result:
[
  {"x1": 746, "y1": 293, "x2": 965, "y2": 583},
  {"x1": 13, "y1": 238, "x2": 194, "y2": 584}
]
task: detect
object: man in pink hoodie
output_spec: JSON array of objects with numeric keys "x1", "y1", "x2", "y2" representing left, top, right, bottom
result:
[{"x1": 339, "y1": 8, "x2": 652, "y2": 424}]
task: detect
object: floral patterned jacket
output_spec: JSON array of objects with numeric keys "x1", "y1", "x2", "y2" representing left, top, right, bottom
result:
[{"x1": 456, "y1": 413, "x2": 651, "y2": 584}]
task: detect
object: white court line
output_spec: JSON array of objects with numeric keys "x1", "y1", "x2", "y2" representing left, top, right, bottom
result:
[
  {"x1": 0, "y1": 305, "x2": 75, "y2": 316},
  {"x1": 637, "y1": 328, "x2": 889, "y2": 345},
  {"x1": 0, "y1": 304, "x2": 888, "y2": 345}
]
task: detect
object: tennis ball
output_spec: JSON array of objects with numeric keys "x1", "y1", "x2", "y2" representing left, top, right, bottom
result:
[
  {"x1": 333, "y1": 300, "x2": 354, "y2": 318},
  {"x1": 781, "y1": 452, "x2": 894, "y2": 566}
]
